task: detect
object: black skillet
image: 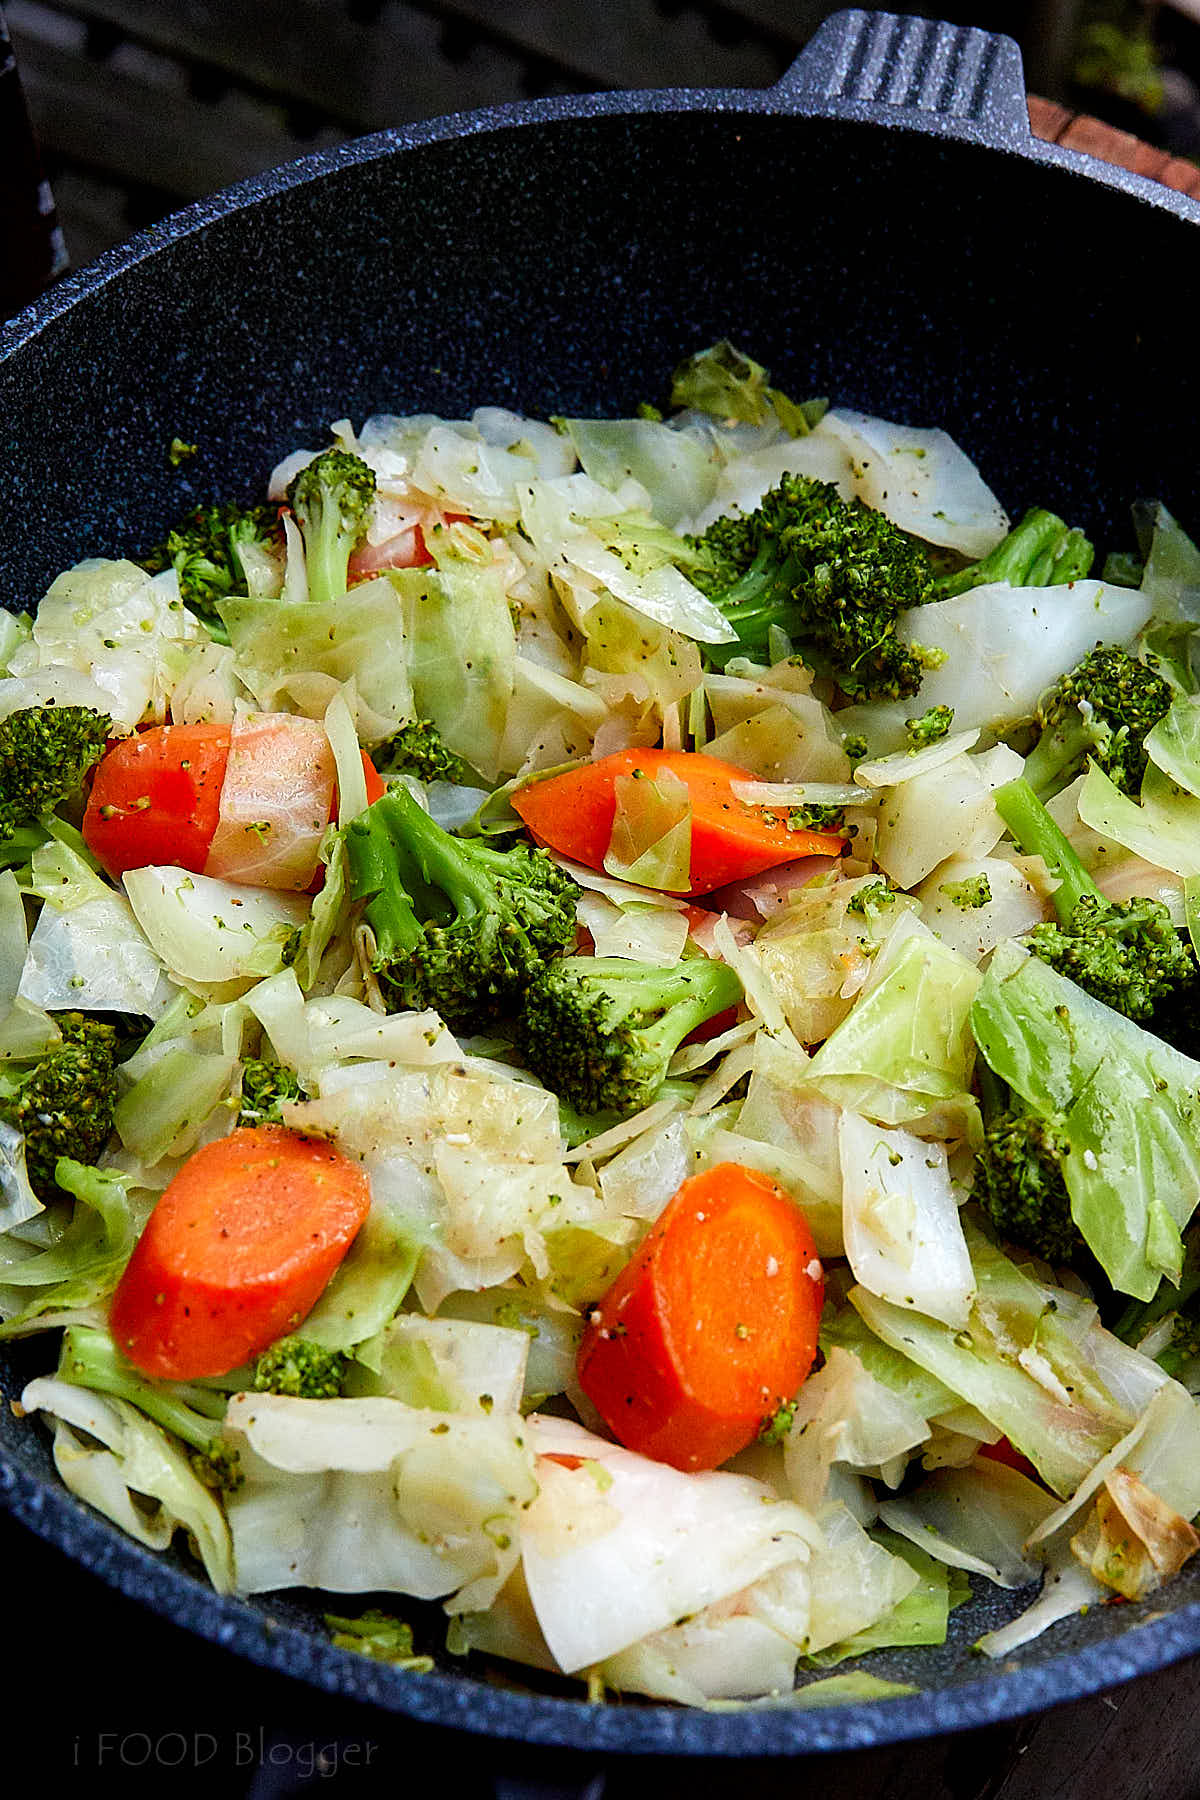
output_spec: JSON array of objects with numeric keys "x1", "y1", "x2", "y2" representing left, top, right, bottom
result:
[{"x1": 2, "y1": 6, "x2": 1200, "y2": 1760}]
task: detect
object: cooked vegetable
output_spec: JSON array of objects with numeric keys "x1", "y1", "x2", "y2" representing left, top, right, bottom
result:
[
  {"x1": 12, "y1": 362, "x2": 1200, "y2": 1709},
  {"x1": 687, "y1": 473, "x2": 935, "y2": 695},
  {"x1": 0, "y1": 705, "x2": 111, "y2": 840},
  {"x1": 930, "y1": 506, "x2": 1093, "y2": 600},
  {"x1": 518, "y1": 954, "x2": 743, "y2": 1116},
  {"x1": 237, "y1": 1056, "x2": 305, "y2": 1127},
  {"x1": 1022, "y1": 644, "x2": 1173, "y2": 800},
  {"x1": 668, "y1": 340, "x2": 827, "y2": 436},
  {"x1": 252, "y1": 1334, "x2": 350, "y2": 1398},
  {"x1": 0, "y1": 1013, "x2": 123, "y2": 1200},
  {"x1": 285, "y1": 449, "x2": 377, "y2": 606},
  {"x1": 344, "y1": 783, "x2": 578, "y2": 1029},
  {"x1": 82, "y1": 723, "x2": 231, "y2": 878},
  {"x1": 512, "y1": 748, "x2": 844, "y2": 897},
  {"x1": 577, "y1": 1163, "x2": 824, "y2": 1470},
  {"x1": 374, "y1": 717, "x2": 466, "y2": 785},
  {"x1": 973, "y1": 1063, "x2": 1083, "y2": 1266},
  {"x1": 109, "y1": 1125, "x2": 372, "y2": 1379},
  {"x1": 139, "y1": 500, "x2": 282, "y2": 637},
  {"x1": 56, "y1": 1322, "x2": 241, "y2": 1491},
  {"x1": 994, "y1": 775, "x2": 1195, "y2": 1023}
]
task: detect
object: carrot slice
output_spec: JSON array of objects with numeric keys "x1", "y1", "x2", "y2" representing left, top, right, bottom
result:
[
  {"x1": 82, "y1": 724, "x2": 232, "y2": 879},
  {"x1": 577, "y1": 1163, "x2": 824, "y2": 1471},
  {"x1": 511, "y1": 748, "x2": 844, "y2": 896},
  {"x1": 109, "y1": 1124, "x2": 371, "y2": 1380}
]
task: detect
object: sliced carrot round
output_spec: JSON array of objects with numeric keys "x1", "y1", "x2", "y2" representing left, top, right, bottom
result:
[
  {"x1": 577, "y1": 1163, "x2": 824, "y2": 1471},
  {"x1": 109, "y1": 1124, "x2": 371, "y2": 1380}
]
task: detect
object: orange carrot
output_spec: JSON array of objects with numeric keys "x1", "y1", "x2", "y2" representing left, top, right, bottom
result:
[
  {"x1": 109, "y1": 1125, "x2": 371, "y2": 1380},
  {"x1": 360, "y1": 750, "x2": 387, "y2": 808},
  {"x1": 82, "y1": 723, "x2": 232, "y2": 879},
  {"x1": 577, "y1": 1163, "x2": 824, "y2": 1471},
  {"x1": 511, "y1": 748, "x2": 844, "y2": 896}
]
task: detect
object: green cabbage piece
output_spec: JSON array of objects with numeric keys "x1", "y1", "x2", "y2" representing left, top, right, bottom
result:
[{"x1": 972, "y1": 938, "x2": 1200, "y2": 1298}]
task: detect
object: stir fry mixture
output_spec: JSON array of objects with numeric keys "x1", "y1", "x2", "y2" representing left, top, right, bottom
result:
[{"x1": 7, "y1": 343, "x2": 1200, "y2": 1709}]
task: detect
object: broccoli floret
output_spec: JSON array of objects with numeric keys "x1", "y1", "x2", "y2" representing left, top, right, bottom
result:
[
  {"x1": 375, "y1": 718, "x2": 466, "y2": 786},
  {"x1": 140, "y1": 501, "x2": 281, "y2": 638},
  {"x1": 994, "y1": 776, "x2": 1196, "y2": 1024},
  {"x1": 285, "y1": 449, "x2": 376, "y2": 607},
  {"x1": 237, "y1": 1056, "x2": 304, "y2": 1128},
  {"x1": 1022, "y1": 645, "x2": 1172, "y2": 800},
  {"x1": 57, "y1": 1324, "x2": 241, "y2": 1492},
  {"x1": 557, "y1": 1076, "x2": 699, "y2": 1149},
  {"x1": 904, "y1": 704, "x2": 955, "y2": 750},
  {"x1": 788, "y1": 803, "x2": 846, "y2": 833},
  {"x1": 758, "y1": 1397, "x2": 798, "y2": 1445},
  {"x1": 0, "y1": 1013, "x2": 121, "y2": 1201},
  {"x1": 846, "y1": 878, "x2": 896, "y2": 919},
  {"x1": 0, "y1": 705, "x2": 111, "y2": 840},
  {"x1": 688, "y1": 474, "x2": 935, "y2": 699},
  {"x1": 344, "y1": 784, "x2": 578, "y2": 1030},
  {"x1": 973, "y1": 1074, "x2": 1083, "y2": 1267},
  {"x1": 939, "y1": 874, "x2": 992, "y2": 910},
  {"x1": 518, "y1": 955, "x2": 743, "y2": 1117},
  {"x1": 932, "y1": 507, "x2": 1094, "y2": 600},
  {"x1": 252, "y1": 1335, "x2": 349, "y2": 1399}
]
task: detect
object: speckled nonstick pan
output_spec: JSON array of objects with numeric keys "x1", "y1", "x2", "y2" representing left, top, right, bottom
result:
[{"x1": 3, "y1": 6, "x2": 1200, "y2": 1759}]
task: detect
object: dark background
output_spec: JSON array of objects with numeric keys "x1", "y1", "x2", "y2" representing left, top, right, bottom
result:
[{"x1": 4, "y1": 3, "x2": 1200, "y2": 1794}]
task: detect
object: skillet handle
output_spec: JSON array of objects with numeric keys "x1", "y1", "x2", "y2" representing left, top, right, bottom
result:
[{"x1": 770, "y1": 8, "x2": 1031, "y2": 148}]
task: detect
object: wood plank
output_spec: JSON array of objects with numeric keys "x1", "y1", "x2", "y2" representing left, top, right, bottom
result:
[
  {"x1": 8, "y1": 10, "x2": 344, "y2": 197},
  {"x1": 423, "y1": 0, "x2": 785, "y2": 90},
  {"x1": 7, "y1": 0, "x2": 541, "y2": 139}
]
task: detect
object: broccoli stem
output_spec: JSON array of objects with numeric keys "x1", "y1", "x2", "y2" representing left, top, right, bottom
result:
[
  {"x1": 1020, "y1": 712, "x2": 1097, "y2": 801},
  {"x1": 992, "y1": 777, "x2": 1098, "y2": 922},
  {"x1": 934, "y1": 508, "x2": 1094, "y2": 599},
  {"x1": 59, "y1": 1325, "x2": 230, "y2": 1457}
]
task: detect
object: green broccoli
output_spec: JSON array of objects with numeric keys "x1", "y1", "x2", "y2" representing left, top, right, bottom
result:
[
  {"x1": 972, "y1": 1062, "x2": 1083, "y2": 1266},
  {"x1": 939, "y1": 874, "x2": 992, "y2": 910},
  {"x1": 904, "y1": 704, "x2": 955, "y2": 750},
  {"x1": 285, "y1": 449, "x2": 376, "y2": 607},
  {"x1": 687, "y1": 474, "x2": 935, "y2": 699},
  {"x1": 252, "y1": 1335, "x2": 349, "y2": 1399},
  {"x1": 518, "y1": 955, "x2": 743, "y2": 1117},
  {"x1": 344, "y1": 784, "x2": 578, "y2": 1030},
  {"x1": 140, "y1": 501, "x2": 281, "y2": 637},
  {"x1": 375, "y1": 718, "x2": 466, "y2": 786},
  {"x1": 57, "y1": 1323, "x2": 241, "y2": 1491},
  {"x1": 0, "y1": 1013, "x2": 122, "y2": 1201},
  {"x1": 139, "y1": 500, "x2": 280, "y2": 640},
  {"x1": 237, "y1": 1056, "x2": 304, "y2": 1128},
  {"x1": 557, "y1": 1076, "x2": 699, "y2": 1150},
  {"x1": 846, "y1": 878, "x2": 896, "y2": 919},
  {"x1": 994, "y1": 776, "x2": 1196, "y2": 1024},
  {"x1": 1021, "y1": 644, "x2": 1173, "y2": 801},
  {"x1": 0, "y1": 705, "x2": 111, "y2": 841},
  {"x1": 788, "y1": 803, "x2": 846, "y2": 833},
  {"x1": 931, "y1": 507, "x2": 1094, "y2": 600},
  {"x1": 758, "y1": 1397, "x2": 799, "y2": 1445}
]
